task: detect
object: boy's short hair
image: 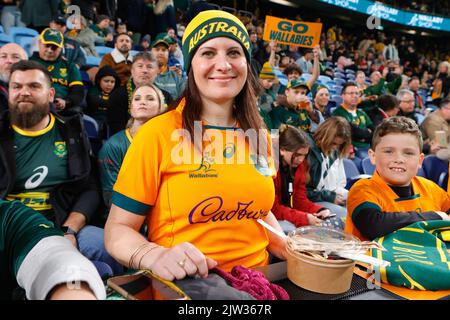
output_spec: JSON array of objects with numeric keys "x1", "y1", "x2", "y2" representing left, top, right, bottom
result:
[{"x1": 371, "y1": 116, "x2": 423, "y2": 151}]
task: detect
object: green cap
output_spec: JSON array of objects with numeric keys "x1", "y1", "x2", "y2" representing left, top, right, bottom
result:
[
  {"x1": 40, "y1": 28, "x2": 64, "y2": 48},
  {"x1": 287, "y1": 79, "x2": 310, "y2": 92},
  {"x1": 151, "y1": 33, "x2": 175, "y2": 48}
]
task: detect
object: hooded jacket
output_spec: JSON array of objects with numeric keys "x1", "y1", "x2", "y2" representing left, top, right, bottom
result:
[{"x1": 86, "y1": 65, "x2": 121, "y2": 120}]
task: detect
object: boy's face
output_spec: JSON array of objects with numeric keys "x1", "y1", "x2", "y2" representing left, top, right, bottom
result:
[{"x1": 369, "y1": 133, "x2": 424, "y2": 187}]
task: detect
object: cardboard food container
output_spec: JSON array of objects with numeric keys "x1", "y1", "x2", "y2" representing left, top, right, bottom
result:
[
  {"x1": 286, "y1": 247, "x2": 355, "y2": 294},
  {"x1": 286, "y1": 226, "x2": 358, "y2": 294}
]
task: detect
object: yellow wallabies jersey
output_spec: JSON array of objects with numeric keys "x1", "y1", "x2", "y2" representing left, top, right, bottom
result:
[
  {"x1": 346, "y1": 171, "x2": 450, "y2": 241},
  {"x1": 113, "y1": 100, "x2": 276, "y2": 271}
]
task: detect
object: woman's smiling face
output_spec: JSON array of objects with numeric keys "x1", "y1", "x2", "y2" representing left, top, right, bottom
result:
[{"x1": 191, "y1": 37, "x2": 248, "y2": 105}]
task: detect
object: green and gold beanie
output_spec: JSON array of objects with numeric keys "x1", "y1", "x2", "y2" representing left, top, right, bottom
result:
[
  {"x1": 260, "y1": 62, "x2": 276, "y2": 80},
  {"x1": 182, "y1": 10, "x2": 251, "y2": 72}
]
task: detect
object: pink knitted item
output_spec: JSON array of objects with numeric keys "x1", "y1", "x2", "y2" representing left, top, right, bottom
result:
[{"x1": 213, "y1": 266, "x2": 289, "y2": 300}]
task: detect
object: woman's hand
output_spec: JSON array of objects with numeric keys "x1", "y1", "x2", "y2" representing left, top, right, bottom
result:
[
  {"x1": 307, "y1": 213, "x2": 323, "y2": 226},
  {"x1": 314, "y1": 209, "x2": 331, "y2": 219},
  {"x1": 142, "y1": 242, "x2": 218, "y2": 282}
]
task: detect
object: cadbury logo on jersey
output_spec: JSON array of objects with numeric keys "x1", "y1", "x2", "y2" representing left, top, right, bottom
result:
[{"x1": 188, "y1": 196, "x2": 269, "y2": 224}]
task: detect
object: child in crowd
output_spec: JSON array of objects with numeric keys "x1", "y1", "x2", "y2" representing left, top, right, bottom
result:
[
  {"x1": 86, "y1": 65, "x2": 120, "y2": 135},
  {"x1": 272, "y1": 124, "x2": 332, "y2": 233},
  {"x1": 345, "y1": 116, "x2": 450, "y2": 241},
  {"x1": 307, "y1": 117, "x2": 352, "y2": 220}
]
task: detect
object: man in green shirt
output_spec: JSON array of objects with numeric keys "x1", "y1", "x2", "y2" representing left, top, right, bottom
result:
[
  {"x1": 271, "y1": 79, "x2": 321, "y2": 133},
  {"x1": 332, "y1": 82, "x2": 375, "y2": 159},
  {"x1": 30, "y1": 28, "x2": 84, "y2": 114},
  {"x1": 0, "y1": 199, "x2": 105, "y2": 300},
  {"x1": 2, "y1": 60, "x2": 122, "y2": 277}
]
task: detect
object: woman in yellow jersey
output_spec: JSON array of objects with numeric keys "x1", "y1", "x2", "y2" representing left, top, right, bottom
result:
[
  {"x1": 98, "y1": 84, "x2": 166, "y2": 210},
  {"x1": 104, "y1": 10, "x2": 287, "y2": 282}
]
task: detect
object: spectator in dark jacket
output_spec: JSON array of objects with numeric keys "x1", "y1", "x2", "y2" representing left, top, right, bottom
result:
[
  {"x1": 86, "y1": 65, "x2": 120, "y2": 135},
  {"x1": 50, "y1": 14, "x2": 87, "y2": 69},
  {"x1": 152, "y1": 0, "x2": 177, "y2": 36},
  {"x1": 271, "y1": 124, "x2": 331, "y2": 233},
  {"x1": 366, "y1": 94, "x2": 400, "y2": 128},
  {"x1": 19, "y1": 0, "x2": 59, "y2": 32}
]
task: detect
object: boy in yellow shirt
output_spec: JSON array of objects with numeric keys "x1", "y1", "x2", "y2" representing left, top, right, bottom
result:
[{"x1": 345, "y1": 116, "x2": 450, "y2": 241}]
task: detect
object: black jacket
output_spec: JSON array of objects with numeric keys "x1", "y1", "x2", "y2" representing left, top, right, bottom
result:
[{"x1": 0, "y1": 110, "x2": 101, "y2": 228}]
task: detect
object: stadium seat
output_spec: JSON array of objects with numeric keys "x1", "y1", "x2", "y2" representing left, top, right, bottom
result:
[
  {"x1": 345, "y1": 69, "x2": 356, "y2": 75},
  {"x1": 85, "y1": 55, "x2": 101, "y2": 68},
  {"x1": 421, "y1": 155, "x2": 448, "y2": 186},
  {"x1": 331, "y1": 95, "x2": 343, "y2": 106},
  {"x1": 18, "y1": 37, "x2": 35, "y2": 56},
  {"x1": 130, "y1": 50, "x2": 140, "y2": 56},
  {"x1": 334, "y1": 73, "x2": 346, "y2": 80},
  {"x1": 0, "y1": 33, "x2": 14, "y2": 46},
  {"x1": 83, "y1": 114, "x2": 102, "y2": 156},
  {"x1": 346, "y1": 74, "x2": 355, "y2": 81},
  {"x1": 334, "y1": 78, "x2": 346, "y2": 87},
  {"x1": 416, "y1": 112, "x2": 425, "y2": 125},
  {"x1": 9, "y1": 27, "x2": 38, "y2": 44},
  {"x1": 273, "y1": 67, "x2": 288, "y2": 86},
  {"x1": 343, "y1": 158, "x2": 371, "y2": 189},
  {"x1": 361, "y1": 157, "x2": 375, "y2": 175},
  {"x1": 0, "y1": 25, "x2": 4, "y2": 33},
  {"x1": 333, "y1": 85, "x2": 343, "y2": 95},
  {"x1": 318, "y1": 75, "x2": 332, "y2": 84},
  {"x1": 95, "y1": 46, "x2": 113, "y2": 58},
  {"x1": 300, "y1": 73, "x2": 312, "y2": 82},
  {"x1": 438, "y1": 172, "x2": 448, "y2": 189}
]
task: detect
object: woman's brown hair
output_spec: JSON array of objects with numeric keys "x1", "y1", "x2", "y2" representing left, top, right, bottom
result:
[
  {"x1": 279, "y1": 124, "x2": 310, "y2": 179},
  {"x1": 313, "y1": 116, "x2": 351, "y2": 158}
]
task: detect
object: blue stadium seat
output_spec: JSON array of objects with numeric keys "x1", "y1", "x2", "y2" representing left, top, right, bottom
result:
[
  {"x1": 346, "y1": 74, "x2": 355, "y2": 81},
  {"x1": 130, "y1": 50, "x2": 140, "y2": 56},
  {"x1": 343, "y1": 158, "x2": 371, "y2": 189},
  {"x1": 83, "y1": 114, "x2": 99, "y2": 136},
  {"x1": 345, "y1": 69, "x2": 356, "y2": 75},
  {"x1": 83, "y1": 114, "x2": 102, "y2": 156},
  {"x1": 0, "y1": 25, "x2": 4, "y2": 33},
  {"x1": 9, "y1": 27, "x2": 38, "y2": 44},
  {"x1": 333, "y1": 85, "x2": 343, "y2": 95},
  {"x1": 318, "y1": 75, "x2": 332, "y2": 84},
  {"x1": 334, "y1": 78, "x2": 346, "y2": 86},
  {"x1": 421, "y1": 155, "x2": 448, "y2": 186},
  {"x1": 300, "y1": 73, "x2": 312, "y2": 82},
  {"x1": 361, "y1": 157, "x2": 375, "y2": 175},
  {"x1": 415, "y1": 112, "x2": 425, "y2": 125},
  {"x1": 95, "y1": 46, "x2": 113, "y2": 58},
  {"x1": 0, "y1": 33, "x2": 14, "y2": 46},
  {"x1": 85, "y1": 55, "x2": 101, "y2": 67},
  {"x1": 331, "y1": 95, "x2": 343, "y2": 106},
  {"x1": 18, "y1": 37, "x2": 35, "y2": 56}
]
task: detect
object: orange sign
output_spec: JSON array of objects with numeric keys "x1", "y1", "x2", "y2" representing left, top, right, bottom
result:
[{"x1": 263, "y1": 16, "x2": 322, "y2": 48}]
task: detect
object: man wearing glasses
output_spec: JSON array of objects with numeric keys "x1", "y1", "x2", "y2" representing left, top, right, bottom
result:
[
  {"x1": 332, "y1": 82, "x2": 374, "y2": 159},
  {"x1": 396, "y1": 89, "x2": 420, "y2": 125},
  {"x1": 30, "y1": 28, "x2": 84, "y2": 115}
]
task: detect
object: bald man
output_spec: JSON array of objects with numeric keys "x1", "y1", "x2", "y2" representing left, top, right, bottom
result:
[{"x1": 0, "y1": 43, "x2": 28, "y2": 112}]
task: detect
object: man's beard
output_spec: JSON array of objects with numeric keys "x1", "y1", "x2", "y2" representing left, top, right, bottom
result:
[
  {"x1": 118, "y1": 45, "x2": 130, "y2": 54},
  {"x1": 9, "y1": 100, "x2": 50, "y2": 129}
]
